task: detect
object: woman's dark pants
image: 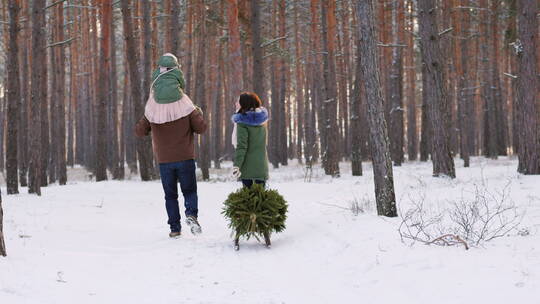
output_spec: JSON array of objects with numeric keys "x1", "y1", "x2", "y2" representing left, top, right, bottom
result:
[{"x1": 241, "y1": 179, "x2": 266, "y2": 188}]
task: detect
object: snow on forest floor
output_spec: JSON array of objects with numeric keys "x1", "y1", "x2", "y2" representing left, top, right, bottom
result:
[{"x1": 1, "y1": 157, "x2": 540, "y2": 304}]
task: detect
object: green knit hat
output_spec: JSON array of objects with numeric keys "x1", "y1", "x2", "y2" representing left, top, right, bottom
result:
[{"x1": 158, "y1": 53, "x2": 179, "y2": 68}]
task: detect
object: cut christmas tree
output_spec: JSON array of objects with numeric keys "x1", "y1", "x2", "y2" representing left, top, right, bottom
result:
[{"x1": 222, "y1": 185, "x2": 288, "y2": 250}]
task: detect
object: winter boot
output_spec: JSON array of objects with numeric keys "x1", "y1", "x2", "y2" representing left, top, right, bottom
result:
[
  {"x1": 186, "y1": 216, "x2": 202, "y2": 235},
  {"x1": 169, "y1": 231, "x2": 181, "y2": 238}
]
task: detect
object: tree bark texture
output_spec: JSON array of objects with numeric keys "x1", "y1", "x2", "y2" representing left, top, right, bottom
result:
[
  {"x1": 321, "y1": 0, "x2": 340, "y2": 177},
  {"x1": 120, "y1": 0, "x2": 156, "y2": 181},
  {"x1": 388, "y1": 0, "x2": 405, "y2": 166},
  {"x1": 250, "y1": 0, "x2": 266, "y2": 102},
  {"x1": 356, "y1": 0, "x2": 397, "y2": 217},
  {"x1": 417, "y1": 0, "x2": 456, "y2": 178},
  {"x1": 515, "y1": 0, "x2": 539, "y2": 174},
  {"x1": 195, "y1": 0, "x2": 210, "y2": 180},
  {"x1": 0, "y1": 190, "x2": 6, "y2": 256},
  {"x1": 96, "y1": 0, "x2": 111, "y2": 181},
  {"x1": 6, "y1": 0, "x2": 21, "y2": 194},
  {"x1": 28, "y1": 0, "x2": 46, "y2": 195}
]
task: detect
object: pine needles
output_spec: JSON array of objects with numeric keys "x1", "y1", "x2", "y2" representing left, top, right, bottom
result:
[{"x1": 222, "y1": 185, "x2": 288, "y2": 241}]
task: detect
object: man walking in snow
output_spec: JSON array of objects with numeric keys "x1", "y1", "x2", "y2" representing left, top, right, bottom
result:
[{"x1": 135, "y1": 53, "x2": 207, "y2": 238}]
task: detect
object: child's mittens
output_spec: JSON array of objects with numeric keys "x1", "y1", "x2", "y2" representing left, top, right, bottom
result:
[{"x1": 232, "y1": 167, "x2": 241, "y2": 179}]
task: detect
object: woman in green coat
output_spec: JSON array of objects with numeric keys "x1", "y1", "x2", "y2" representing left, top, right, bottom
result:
[{"x1": 231, "y1": 92, "x2": 269, "y2": 188}]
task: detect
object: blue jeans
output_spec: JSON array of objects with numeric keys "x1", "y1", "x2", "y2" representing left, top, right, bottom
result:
[
  {"x1": 242, "y1": 179, "x2": 266, "y2": 188},
  {"x1": 159, "y1": 160, "x2": 198, "y2": 232}
]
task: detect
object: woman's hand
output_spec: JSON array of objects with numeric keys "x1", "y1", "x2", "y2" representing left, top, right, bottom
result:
[{"x1": 232, "y1": 167, "x2": 241, "y2": 178}]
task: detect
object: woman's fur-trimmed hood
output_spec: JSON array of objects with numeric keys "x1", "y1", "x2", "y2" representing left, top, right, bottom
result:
[{"x1": 231, "y1": 107, "x2": 269, "y2": 126}]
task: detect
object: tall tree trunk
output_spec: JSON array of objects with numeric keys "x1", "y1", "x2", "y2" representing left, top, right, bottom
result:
[
  {"x1": 120, "y1": 0, "x2": 155, "y2": 181},
  {"x1": 213, "y1": 49, "x2": 224, "y2": 169},
  {"x1": 49, "y1": 14, "x2": 58, "y2": 184},
  {"x1": 0, "y1": 190, "x2": 6, "y2": 256},
  {"x1": 195, "y1": 0, "x2": 210, "y2": 180},
  {"x1": 55, "y1": 2, "x2": 67, "y2": 185},
  {"x1": 479, "y1": 0, "x2": 498, "y2": 159},
  {"x1": 506, "y1": 0, "x2": 519, "y2": 159},
  {"x1": 17, "y1": 0, "x2": 29, "y2": 186},
  {"x1": 406, "y1": 0, "x2": 417, "y2": 161},
  {"x1": 96, "y1": 0, "x2": 111, "y2": 181},
  {"x1": 278, "y1": 0, "x2": 288, "y2": 166},
  {"x1": 269, "y1": 0, "x2": 280, "y2": 169},
  {"x1": 109, "y1": 7, "x2": 121, "y2": 180},
  {"x1": 388, "y1": 0, "x2": 405, "y2": 166},
  {"x1": 321, "y1": 0, "x2": 340, "y2": 177},
  {"x1": 336, "y1": 1, "x2": 350, "y2": 161},
  {"x1": 515, "y1": 0, "x2": 539, "y2": 174},
  {"x1": 141, "y1": 0, "x2": 158, "y2": 179},
  {"x1": 417, "y1": 0, "x2": 456, "y2": 178},
  {"x1": 227, "y1": 0, "x2": 243, "y2": 98},
  {"x1": 40, "y1": 2, "x2": 49, "y2": 187},
  {"x1": 420, "y1": 64, "x2": 430, "y2": 162},
  {"x1": 0, "y1": 98, "x2": 4, "y2": 173},
  {"x1": 28, "y1": 0, "x2": 46, "y2": 195},
  {"x1": 185, "y1": 2, "x2": 194, "y2": 94},
  {"x1": 351, "y1": 28, "x2": 363, "y2": 176},
  {"x1": 293, "y1": 0, "x2": 304, "y2": 164},
  {"x1": 6, "y1": 0, "x2": 21, "y2": 194},
  {"x1": 356, "y1": 0, "x2": 397, "y2": 217},
  {"x1": 304, "y1": 0, "x2": 321, "y2": 165},
  {"x1": 169, "y1": 0, "x2": 181, "y2": 55},
  {"x1": 226, "y1": 0, "x2": 242, "y2": 157},
  {"x1": 442, "y1": 0, "x2": 457, "y2": 157},
  {"x1": 490, "y1": 0, "x2": 507, "y2": 156},
  {"x1": 454, "y1": 0, "x2": 471, "y2": 167},
  {"x1": 89, "y1": 3, "x2": 99, "y2": 175},
  {"x1": 251, "y1": 0, "x2": 266, "y2": 102},
  {"x1": 122, "y1": 68, "x2": 137, "y2": 174}
]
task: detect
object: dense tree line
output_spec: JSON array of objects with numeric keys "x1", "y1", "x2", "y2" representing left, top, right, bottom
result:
[{"x1": 0, "y1": 0, "x2": 538, "y2": 198}]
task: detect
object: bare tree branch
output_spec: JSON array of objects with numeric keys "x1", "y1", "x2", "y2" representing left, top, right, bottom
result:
[
  {"x1": 45, "y1": 0, "x2": 68, "y2": 10},
  {"x1": 47, "y1": 37, "x2": 77, "y2": 48}
]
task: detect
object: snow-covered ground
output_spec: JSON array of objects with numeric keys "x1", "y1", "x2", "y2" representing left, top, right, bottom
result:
[{"x1": 1, "y1": 157, "x2": 539, "y2": 304}]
